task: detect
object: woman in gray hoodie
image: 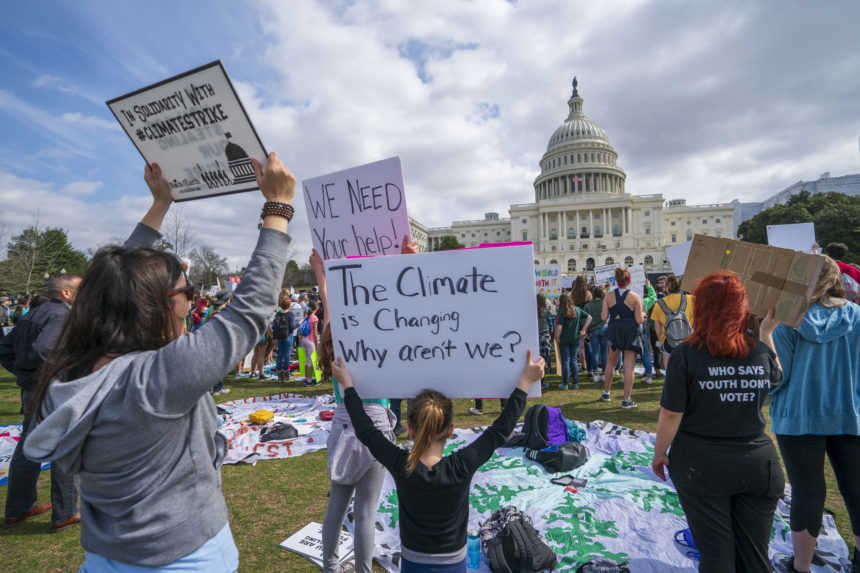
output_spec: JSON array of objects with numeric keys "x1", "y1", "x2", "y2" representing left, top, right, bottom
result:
[{"x1": 24, "y1": 153, "x2": 295, "y2": 572}]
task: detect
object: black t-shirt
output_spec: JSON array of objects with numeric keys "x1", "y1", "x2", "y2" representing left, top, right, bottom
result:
[{"x1": 660, "y1": 340, "x2": 782, "y2": 438}]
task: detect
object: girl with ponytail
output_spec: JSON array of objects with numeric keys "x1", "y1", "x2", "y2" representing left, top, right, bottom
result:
[{"x1": 332, "y1": 351, "x2": 545, "y2": 572}]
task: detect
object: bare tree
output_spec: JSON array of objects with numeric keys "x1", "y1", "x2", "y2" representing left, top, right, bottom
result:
[
  {"x1": 162, "y1": 206, "x2": 195, "y2": 259},
  {"x1": 189, "y1": 246, "x2": 229, "y2": 288}
]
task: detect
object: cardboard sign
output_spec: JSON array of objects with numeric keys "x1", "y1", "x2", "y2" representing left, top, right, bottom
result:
[
  {"x1": 279, "y1": 522, "x2": 353, "y2": 568},
  {"x1": 594, "y1": 264, "x2": 646, "y2": 294},
  {"x1": 303, "y1": 157, "x2": 409, "y2": 259},
  {"x1": 666, "y1": 241, "x2": 693, "y2": 276},
  {"x1": 326, "y1": 245, "x2": 540, "y2": 399},
  {"x1": 535, "y1": 264, "x2": 561, "y2": 300},
  {"x1": 107, "y1": 61, "x2": 266, "y2": 202},
  {"x1": 680, "y1": 234, "x2": 827, "y2": 328},
  {"x1": 767, "y1": 223, "x2": 817, "y2": 253}
]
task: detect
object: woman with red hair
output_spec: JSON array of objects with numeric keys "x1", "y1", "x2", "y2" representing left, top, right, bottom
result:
[{"x1": 651, "y1": 272, "x2": 784, "y2": 573}]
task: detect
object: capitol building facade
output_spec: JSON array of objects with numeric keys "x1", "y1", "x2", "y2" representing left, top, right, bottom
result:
[{"x1": 409, "y1": 78, "x2": 737, "y2": 274}]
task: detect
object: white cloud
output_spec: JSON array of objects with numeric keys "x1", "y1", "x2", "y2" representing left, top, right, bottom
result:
[
  {"x1": 32, "y1": 74, "x2": 103, "y2": 105},
  {"x1": 59, "y1": 180, "x2": 103, "y2": 196},
  {"x1": 60, "y1": 112, "x2": 120, "y2": 131}
]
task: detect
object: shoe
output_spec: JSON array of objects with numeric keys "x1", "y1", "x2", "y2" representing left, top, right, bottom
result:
[
  {"x1": 592, "y1": 374, "x2": 601, "y2": 383},
  {"x1": 469, "y1": 408, "x2": 483, "y2": 415},
  {"x1": 654, "y1": 371, "x2": 664, "y2": 379},
  {"x1": 303, "y1": 379, "x2": 319, "y2": 386},
  {"x1": 643, "y1": 376, "x2": 654, "y2": 385},
  {"x1": 571, "y1": 383, "x2": 579, "y2": 389},
  {"x1": 599, "y1": 392, "x2": 611, "y2": 402},
  {"x1": 771, "y1": 554, "x2": 805, "y2": 573},
  {"x1": 559, "y1": 384, "x2": 568, "y2": 390},
  {"x1": 51, "y1": 512, "x2": 81, "y2": 533},
  {"x1": 621, "y1": 399, "x2": 638, "y2": 409},
  {"x1": 220, "y1": 388, "x2": 231, "y2": 395},
  {"x1": 5, "y1": 502, "x2": 52, "y2": 526}
]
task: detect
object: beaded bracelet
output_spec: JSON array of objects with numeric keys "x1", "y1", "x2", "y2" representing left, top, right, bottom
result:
[{"x1": 260, "y1": 201, "x2": 294, "y2": 222}]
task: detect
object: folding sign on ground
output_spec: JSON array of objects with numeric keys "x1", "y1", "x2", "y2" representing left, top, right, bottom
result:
[
  {"x1": 325, "y1": 245, "x2": 539, "y2": 399},
  {"x1": 680, "y1": 234, "x2": 827, "y2": 328},
  {"x1": 107, "y1": 61, "x2": 266, "y2": 202},
  {"x1": 303, "y1": 157, "x2": 409, "y2": 259}
]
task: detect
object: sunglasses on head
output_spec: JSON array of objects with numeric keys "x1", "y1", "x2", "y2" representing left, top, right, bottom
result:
[{"x1": 167, "y1": 274, "x2": 195, "y2": 298}]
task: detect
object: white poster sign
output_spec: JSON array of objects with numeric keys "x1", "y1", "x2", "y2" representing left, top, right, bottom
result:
[
  {"x1": 767, "y1": 223, "x2": 817, "y2": 253},
  {"x1": 325, "y1": 245, "x2": 540, "y2": 399},
  {"x1": 666, "y1": 240, "x2": 693, "y2": 276},
  {"x1": 535, "y1": 264, "x2": 561, "y2": 300},
  {"x1": 279, "y1": 522, "x2": 353, "y2": 569},
  {"x1": 594, "y1": 264, "x2": 646, "y2": 294},
  {"x1": 107, "y1": 61, "x2": 266, "y2": 202},
  {"x1": 560, "y1": 276, "x2": 574, "y2": 290},
  {"x1": 303, "y1": 157, "x2": 409, "y2": 260},
  {"x1": 207, "y1": 285, "x2": 219, "y2": 297}
]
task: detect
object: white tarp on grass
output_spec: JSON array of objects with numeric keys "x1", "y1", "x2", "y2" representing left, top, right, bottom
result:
[
  {"x1": 1, "y1": 425, "x2": 50, "y2": 485},
  {"x1": 345, "y1": 420, "x2": 850, "y2": 572}
]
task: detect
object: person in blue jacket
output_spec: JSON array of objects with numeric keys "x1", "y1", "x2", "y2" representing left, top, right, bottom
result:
[{"x1": 770, "y1": 257, "x2": 860, "y2": 573}]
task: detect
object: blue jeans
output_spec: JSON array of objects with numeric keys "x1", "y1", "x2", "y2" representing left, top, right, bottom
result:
[
  {"x1": 559, "y1": 343, "x2": 579, "y2": 386},
  {"x1": 277, "y1": 334, "x2": 293, "y2": 371},
  {"x1": 589, "y1": 325, "x2": 608, "y2": 372},
  {"x1": 640, "y1": 324, "x2": 653, "y2": 377},
  {"x1": 583, "y1": 338, "x2": 594, "y2": 372},
  {"x1": 401, "y1": 557, "x2": 466, "y2": 572}
]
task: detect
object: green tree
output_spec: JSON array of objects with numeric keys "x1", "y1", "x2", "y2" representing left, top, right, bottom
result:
[
  {"x1": 433, "y1": 235, "x2": 465, "y2": 251},
  {"x1": 737, "y1": 191, "x2": 860, "y2": 263},
  {"x1": 0, "y1": 226, "x2": 87, "y2": 294}
]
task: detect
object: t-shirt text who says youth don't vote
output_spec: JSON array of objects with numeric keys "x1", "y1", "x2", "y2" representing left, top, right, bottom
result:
[{"x1": 661, "y1": 340, "x2": 782, "y2": 439}]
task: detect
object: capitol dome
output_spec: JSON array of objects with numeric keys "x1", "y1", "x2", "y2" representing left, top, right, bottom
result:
[{"x1": 534, "y1": 77, "x2": 626, "y2": 202}]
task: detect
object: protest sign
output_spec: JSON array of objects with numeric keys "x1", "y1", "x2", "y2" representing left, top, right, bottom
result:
[
  {"x1": 207, "y1": 285, "x2": 219, "y2": 297},
  {"x1": 303, "y1": 157, "x2": 409, "y2": 259},
  {"x1": 107, "y1": 61, "x2": 266, "y2": 202},
  {"x1": 535, "y1": 264, "x2": 561, "y2": 300},
  {"x1": 680, "y1": 234, "x2": 827, "y2": 328},
  {"x1": 767, "y1": 222, "x2": 817, "y2": 253},
  {"x1": 666, "y1": 240, "x2": 693, "y2": 276},
  {"x1": 560, "y1": 276, "x2": 574, "y2": 290},
  {"x1": 594, "y1": 264, "x2": 646, "y2": 293},
  {"x1": 280, "y1": 522, "x2": 353, "y2": 569},
  {"x1": 325, "y1": 245, "x2": 540, "y2": 399}
]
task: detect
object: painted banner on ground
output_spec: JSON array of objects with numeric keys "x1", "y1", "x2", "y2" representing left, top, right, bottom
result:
[
  {"x1": 325, "y1": 245, "x2": 539, "y2": 398},
  {"x1": 303, "y1": 157, "x2": 409, "y2": 260},
  {"x1": 767, "y1": 222, "x2": 817, "y2": 253},
  {"x1": 349, "y1": 420, "x2": 850, "y2": 572},
  {"x1": 535, "y1": 264, "x2": 562, "y2": 300},
  {"x1": 594, "y1": 264, "x2": 646, "y2": 294},
  {"x1": 1, "y1": 425, "x2": 49, "y2": 485},
  {"x1": 107, "y1": 61, "x2": 266, "y2": 202},
  {"x1": 218, "y1": 393, "x2": 333, "y2": 465}
]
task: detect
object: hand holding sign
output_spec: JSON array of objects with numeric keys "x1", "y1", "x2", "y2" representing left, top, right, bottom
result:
[
  {"x1": 144, "y1": 163, "x2": 174, "y2": 206},
  {"x1": 253, "y1": 152, "x2": 296, "y2": 204},
  {"x1": 517, "y1": 350, "x2": 546, "y2": 393}
]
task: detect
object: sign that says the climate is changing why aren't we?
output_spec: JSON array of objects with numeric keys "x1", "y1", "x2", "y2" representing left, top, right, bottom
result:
[
  {"x1": 107, "y1": 61, "x2": 267, "y2": 202},
  {"x1": 325, "y1": 244, "x2": 540, "y2": 399}
]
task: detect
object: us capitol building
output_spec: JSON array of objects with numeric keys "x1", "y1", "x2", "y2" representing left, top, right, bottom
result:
[{"x1": 408, "y1": 78, "x2": 742, "y2": 274}]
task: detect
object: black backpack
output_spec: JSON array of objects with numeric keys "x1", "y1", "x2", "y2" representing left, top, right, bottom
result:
[
  {"x1": 504, "y1": 404, "x2": 551, "y2": 450},
  {"x1": 272, "y1": 311, "x2": 294, "y2": 340},
  {"x1": 525, "y1": 441, "x2": 589, "y2": 474},
  {"x1": 486, "y1": 515, "x2": 557, "y2": 572}
]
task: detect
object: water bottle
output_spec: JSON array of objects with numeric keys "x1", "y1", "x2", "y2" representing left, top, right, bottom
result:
[{"x1": 467, "y1": 527, "x2": 481, "y2": 569}]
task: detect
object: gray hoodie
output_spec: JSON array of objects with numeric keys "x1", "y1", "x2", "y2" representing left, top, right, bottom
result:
[{"x1": 24, "y1": 222, "x2": 290, "y2": 566}]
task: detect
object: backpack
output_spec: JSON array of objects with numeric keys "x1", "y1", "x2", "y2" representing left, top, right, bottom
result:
[
  {"x1": 298, "y1": 316, "x2": 311, "y2": 337},
  {"x1": 504, "y1": 405, "x2": 569, "y2": 450},
  {"x1": 272, "y1": 311, "x2": 294, "y2": 340},
  {"x1": 525, "y1": 441, "x2": 589, "y2": 474},
  {"x1": 656, "y1": 294, "x2": 692, "y2": 351},
  {"x1": 484, "y1": 509, "x2": 557, "y2": 572}
]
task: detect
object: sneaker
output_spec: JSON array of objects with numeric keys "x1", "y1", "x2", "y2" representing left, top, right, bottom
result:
[
  {"x1": 571, "y1": 383, "x2": 579, "y2": 389},
  {"x1": 599, "y1": 392, "x2": 611, "y2": 402},
  {"x1": 771, "y1": 554, "x2": 805, "y2": 573},
  {"x1": 592, "y1": 374, "x2": 601, "y2": 383},
  {"x1": 469, "y1": 408, "x2": 483, "y2": 415},
  {"x1": 50, "y1": 512, "x2": 81, "y2": 533},
  {"x1": 654, "y1": 371, "x2": 664, "y2": 379},
  {"x1": 621, "y1": 399, "x2": 638, "y2": 409},
  {"x1": 559, "y1": 384, "x2": 568, "y2": 390},
  {"x1": 304, "y1": 379, "x2": 319, "y2": 386},
  {"x1": 5, "y1": 502, "x2": 52, "y2": 527},
  {"x1": 643, "y1": 376, "x2": 654, "y2": 385},
  {"x1": 220, "y1": 388, "x2": 231, "y2": 395}
]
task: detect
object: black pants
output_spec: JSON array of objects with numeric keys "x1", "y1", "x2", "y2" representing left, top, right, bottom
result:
[
  {"x1": 669, "y1": 432, "x2": 784, "y2": 573},
  {"x1": 776, "y1": 434, "x2": 860, "y2": 537}
]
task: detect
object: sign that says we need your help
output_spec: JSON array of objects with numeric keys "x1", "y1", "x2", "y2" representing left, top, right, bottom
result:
[
  {"x1": 107, "y1": 61, "x2": 267, "y2": 202},
  {"x1": 325, "y1": 244, "x2": 540, "y2": 399}
]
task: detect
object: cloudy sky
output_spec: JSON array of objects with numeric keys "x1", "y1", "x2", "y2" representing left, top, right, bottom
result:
[{"x1": 1, "y1": 0, "x2": 859, "y2": 269}]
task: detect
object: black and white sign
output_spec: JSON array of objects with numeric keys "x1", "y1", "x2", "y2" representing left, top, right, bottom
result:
[{"x1": 107, "y1": 61, "x2": 267, "y2": 202}]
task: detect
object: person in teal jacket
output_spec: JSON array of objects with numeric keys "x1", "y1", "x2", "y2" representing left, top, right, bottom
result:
[{"x1": 769, "y1": 258, "x2": 860, "y2": 573}]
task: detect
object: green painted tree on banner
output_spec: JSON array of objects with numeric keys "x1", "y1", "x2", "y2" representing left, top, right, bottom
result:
[{"x1": 544, "y1": 495, "x2": 628, "y2": 569}]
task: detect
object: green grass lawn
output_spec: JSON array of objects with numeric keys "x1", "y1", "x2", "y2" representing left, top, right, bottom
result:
[{"x1": 0, "y1": 370, "x2": 853, "y2": 572}]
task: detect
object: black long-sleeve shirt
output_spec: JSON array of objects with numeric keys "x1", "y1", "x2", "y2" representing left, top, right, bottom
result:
[{"x1": 344, "y1": 386, "x2": 527, "y2": 554}]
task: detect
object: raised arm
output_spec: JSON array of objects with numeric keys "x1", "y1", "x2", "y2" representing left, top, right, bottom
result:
[
  {"x1": 601, "y1": 293, "x2": 610, "y2": 322},
  {"x1": 309, "y1": 249, "x2": 329, "y2": 330},
  {"x1": 138, "y1": 153, "x2": 296, "y2": 415},
  {"x1": 633, "y1": 293, "x2": 645, "y2": 325}
]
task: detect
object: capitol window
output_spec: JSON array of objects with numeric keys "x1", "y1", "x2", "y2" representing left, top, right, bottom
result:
[
  {"x1": 644, "y1": 210, "x2": 650, "y2": 217},
  {"x1": 568, "y1": 259, "x2": 576, "y2": 272},
  {"x1": 564, "y1": 156, "x2": 567, "y2": 165},
  {"x1": 605, "y1": 257, "x2": 615, "y2": 265},
  {"x1": 586, "y1": 257, "x2": 595, "y2": 270},
  {"x1": 591, "y1": 153, "x2": 595, "y2": 162},
  {"x1": 522, "y1": 231, "x2": 528, "y2": 241},
  {"x1": 577, "y1": 153, "x2": 582, "y2": 162},
  {"x1": 715, "y1": 218, "x2": 721, "y2": 223},
  {"x1": 522, "y1": 218, "x2": 527, "y2": 224},
  {"x1": 550, "y1": 259, "x2": 558, "y2": 264},
  {"x1": 671, "y1": 221, "x2": 676, "y2": 226},
  {"x1": 671, "y1": 233, "x2": 677, "y2": 243},
  {"x1": 471, "y1": 233, "x2": 475, "y2": 238},
  {"x1": 582, "y1": 243, "x2": 589, "y2": 250},
  {"x1": 624, "y1": 256, "x2": 634, "y2": 266},
  {"x1": 686, "y1": 230, "x2": 693, "y2": 241},
  {"x1": 644, "y1": 255, "x2": 654, "y2": 265},
  {"x1": 645, "y1": 226, "x2": 651, "y2": 235}
]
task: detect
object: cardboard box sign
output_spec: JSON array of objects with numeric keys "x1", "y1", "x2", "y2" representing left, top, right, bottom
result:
[{"x1": 680, "y1": 234, "x2": 827, "y2": 328}]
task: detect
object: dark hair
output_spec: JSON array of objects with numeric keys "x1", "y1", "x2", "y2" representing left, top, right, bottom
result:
[
  {"x1": 665, "y1": 274, "x2": 681, "y2": 293},
  {"x1": 688, "y1": 272, "x2": 754, "y2": 359},
  {"x1": 536, "y1": 293, "x2": 546, "y2": 320},
  {"x1": 822, "y1": 242, "x2": 848, "y2": 260},
  {"x1": 614, "y1": 267, "x2": 630, "y2": 288},
  {"x1": 318, "y1": 323, "x2": 334, "y2": 380},
  {"x1": 46, "y1": 274, "x2": 81, "y2": 299},
  {"x1": 571, "y1": 276, "x2": 589, "y2": 307},
  {"x1": 589, "y1": 285, "x2": 604, "y2": 299},
  {"x1": 406, "y1": 389, "x2": 453, "y2": 474},
  {"x1": 31, "y1": 246, "x2": 184, "y2": 420}
]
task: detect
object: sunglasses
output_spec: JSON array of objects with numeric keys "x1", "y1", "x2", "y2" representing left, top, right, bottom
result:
[{"x1": 167, "y1": 274, "x2": 195, "y2": 298}]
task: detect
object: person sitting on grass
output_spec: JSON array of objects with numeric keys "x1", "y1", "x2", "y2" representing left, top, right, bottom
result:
[
  {"x1": 332, "y1": 352, "x2": 545, "y2": 573},
  {"x1": 23, "y1": 154, "x2": 295, "y2": 572}
]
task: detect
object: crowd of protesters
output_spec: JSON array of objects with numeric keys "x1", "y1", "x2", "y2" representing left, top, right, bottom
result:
[{"x1": 0, "y1": 152, "x2": 856, "y2": 573}]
